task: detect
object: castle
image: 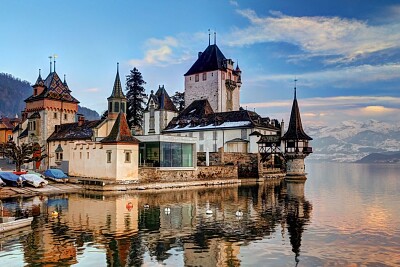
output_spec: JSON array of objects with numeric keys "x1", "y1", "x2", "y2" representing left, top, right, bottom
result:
[{"x1": 13, "y1": 41, "x2": 312, "y2": 182}]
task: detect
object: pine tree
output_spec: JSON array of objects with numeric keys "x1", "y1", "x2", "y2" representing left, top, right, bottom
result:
[
  {"x1": 171, "y1": 91, "x2": 185, "y2": 112},
  {"x1": 125, "y1": 68, "x2": 147, "y2": 128}
]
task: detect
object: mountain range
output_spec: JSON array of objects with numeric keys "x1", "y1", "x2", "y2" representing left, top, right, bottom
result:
[
  {"x1": 306, "y1": 120, "x2": 400, "y2": 162},
  {"x1": 0, "y1": 72, "x2": 100, "y2": 121}
]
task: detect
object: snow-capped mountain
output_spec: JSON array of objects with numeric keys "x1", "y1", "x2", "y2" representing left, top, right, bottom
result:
[{"x1": 305, "y1": 120, "x2": 400, "y2": 162}]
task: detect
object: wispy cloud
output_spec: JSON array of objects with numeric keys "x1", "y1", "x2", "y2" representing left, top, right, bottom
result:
[
  {"x1": 249, "y1": 64, "x2": 400, "y2": 87},
  {"x1": 129, "y1": 36, "x2": 190, "y2": 67},
  {"x1": 226, "y1": 9, "x2": 400, "y2": 63}
]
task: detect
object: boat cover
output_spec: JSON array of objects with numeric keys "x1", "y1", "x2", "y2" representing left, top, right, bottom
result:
[
  {"x1": 20, "y1": 174, "x2": 48, "y2": 188},
  {"x1": 0, "y1": 172, "x2": 20, "y2": 182},
  {"x1": 44, "y1": 169, "x2": 68, "y2": 179}
]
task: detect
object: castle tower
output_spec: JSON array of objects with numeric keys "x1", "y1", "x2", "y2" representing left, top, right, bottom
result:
[
  {"x1": 281, "y1": 87, "x2": 312, "y2": 180},
  {"x1": 23, "y1": 64, "x2": 79, "y2": 170},
  {"x1": 107, "y1": 63, "x2": 127, "y2": 120},
  {"x1": 184, "y1": 41, "x2": 242, "y2": 112},
  {"x1": 143, "y1": 85, "x2": 178, "y2": 135}
]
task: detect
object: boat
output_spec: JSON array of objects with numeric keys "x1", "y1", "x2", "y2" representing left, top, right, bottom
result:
[
  {"x1": 0, "y1": 172, "x2": 24, "y2": 187},
  {"x1": 0, "y1": 217, "x2": 33, "y2": 233},
  {"x1": 43, "y1": 169, "x2": 68, "y2": 183},
  {"x1": 0, "y1": 178, "x2": 5, "y2": 186},
  {"x1": 20, "y1": 173, "x2": 48, "y2": 188}
]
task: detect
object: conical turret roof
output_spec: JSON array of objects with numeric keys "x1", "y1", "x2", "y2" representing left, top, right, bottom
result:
[
  {"x1": 282, "y1": 89, "x2": 312, "y2": 141},
  {"x1": 108, "y1": 63, "x2": 126, "y2": 99}
]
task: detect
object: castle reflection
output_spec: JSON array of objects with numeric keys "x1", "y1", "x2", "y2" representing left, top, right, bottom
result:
[{"x1": 12, "y1": 180, "x2": 312, "y2": 266}]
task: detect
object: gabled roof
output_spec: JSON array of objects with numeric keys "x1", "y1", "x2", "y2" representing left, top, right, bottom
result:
[
  {"x1": 101, "y1": 112, "x2": 139, "y2": 144},
  {"x1": 47, "y1": 119, "x2": 103, "y2": 141},
  {"x1": 28, "y1": 112, "x2": 41, "y2": 119},
  {"x1": 185, "y1": 44, "x2": 227, "y2": 76},
  {"x1": 146, "y1": 86, "x2": 178, "y2": 112},
  {"x1": 163, "y1": 99, "x2": 280, "y2": 132},
  {"x1": 25, "y1": 71, "x2": 79, "y2": 104},
  {"x1": 108, "y1": 66, "x2": 126, "y2": 99},
  {"x1": 0, "y1": 117, "x2": 14, "y2": 129},
  {"x1": 282, "y1": 90, "x2": 312, "y2": 141}
]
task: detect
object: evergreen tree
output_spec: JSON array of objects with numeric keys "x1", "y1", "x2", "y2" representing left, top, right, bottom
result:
[
  {"x1": 125, "y1": 68, "x2": 147, "y2": 128},
  {"x1": 171, "y1": 91, "x2": 185, "y2": 112}
]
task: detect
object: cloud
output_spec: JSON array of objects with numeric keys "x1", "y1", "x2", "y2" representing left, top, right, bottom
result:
[
  {"x1": 226, "y1": 9, "x2": 400, "y2": 63},
  {"x1": 129, "y1": 36, "x2": 182, "y2": 67},
  {"x1": 249, "y1": 64, "x2": 400, "y2": 87},
  {"x1": 229, "y1": 0, "x2": 239, "y2": 7}
]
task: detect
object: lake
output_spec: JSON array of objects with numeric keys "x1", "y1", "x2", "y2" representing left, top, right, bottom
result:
[{"x1": 0, "y1": 162, "x2": 399, "y2": 266}]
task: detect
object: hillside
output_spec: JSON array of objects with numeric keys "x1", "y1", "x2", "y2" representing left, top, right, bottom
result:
[
  {"x1": 0, "y1": 72, "x2": 99, "y2": 120},
  {"x1": 356, "y1": 151, "x2": 400, "y2": 164},
  {"x1": 0, "y1": 73, "x2": 31, "y2": 117},
  {"x1": 306, "y1": 120, "x2": 400, "y2": 162}
]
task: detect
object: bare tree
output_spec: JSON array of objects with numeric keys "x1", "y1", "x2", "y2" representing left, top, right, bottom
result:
[{"x1": 0, "y1": 141, "x2": 47, "y2": 172}]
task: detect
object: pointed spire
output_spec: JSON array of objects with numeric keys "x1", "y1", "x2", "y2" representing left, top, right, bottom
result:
[
  {"x1": 34, "y1": 69, "x2": 44, "y2": 86},
  {"x1": 49, "y1": 56, "x2": 53, "y2": 73},
  {"x1": 282, "y1": 86, "x2": 312, "y2": 141},
  {"x1": 235, "y1": 60, "x2": 241, "y2": 72},
  {"x1": 214, "y1": 31, "x2": 216, "y2": 45},
  {"x1": 109, "y1": 62, "x2": 126, "y2": 99},
  {"x1": 63, "y1": 74, "x2": 67, "y2": 84},
  {"x1": 100, "y1": 112, "x2": 139, "y2": 144},
  {"x1": 294, "y1": 77, "x2": 298, "y2": 100}
]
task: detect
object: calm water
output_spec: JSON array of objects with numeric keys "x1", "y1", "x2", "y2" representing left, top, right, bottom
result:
[{"x1": 0, "y1": 162, "x2": 399, "y2": 266}]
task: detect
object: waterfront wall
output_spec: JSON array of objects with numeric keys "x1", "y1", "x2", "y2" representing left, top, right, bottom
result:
[
  {"x1": 138, "y1": 165, "x2": 238, "y2": 183},
  {"x1": 197, "y1": 151, "x2": 259, "y2": 178}
]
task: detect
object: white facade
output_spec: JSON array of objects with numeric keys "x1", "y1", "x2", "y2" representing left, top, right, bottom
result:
[
  {"x1": 185, "y1": 69, "x2": 240, "y2": 113},
  {"x1": 68, "y1": 142, "x2": 139, "y2": 181},
  {"x1": 143, "y1": 109, "x2": 177, "y2": 135},
  {"x1": 168, "y1": 127, "x2": 277, "y2": 153}
]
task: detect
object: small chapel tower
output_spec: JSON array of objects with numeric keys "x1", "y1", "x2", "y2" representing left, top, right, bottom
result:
[
  {"x1": 107, "y1": 63, "x2": 127, "y2": 120},
  {"x1": 184, "y1": 35, "x2": 242, "y2": 112},
  {"x1": 281, "y1": 87, "x2": 313, "y2": 179}
]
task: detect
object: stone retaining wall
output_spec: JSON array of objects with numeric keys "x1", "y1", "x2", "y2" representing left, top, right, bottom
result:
[
  {"x1": 197, "y1": 151, "x2": 259, "y2": 178},
  {"x1": 138, "y1": 165, "x2": 238, "y2": 184}
]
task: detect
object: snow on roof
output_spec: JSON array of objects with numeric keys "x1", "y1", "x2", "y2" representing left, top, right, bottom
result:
[{"x1": 165, "y1": 121, "x2": 251, "y2": 132}]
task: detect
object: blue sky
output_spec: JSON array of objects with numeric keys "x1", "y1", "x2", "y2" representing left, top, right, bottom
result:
[{"x1": 1, "y1": 0, "x2": 400, "y2": 126}]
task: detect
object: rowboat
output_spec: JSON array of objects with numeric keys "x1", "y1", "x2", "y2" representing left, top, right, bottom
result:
[
  {"x1": 44, "y1": 169, "x2": 68, "y2": 183},
  {"x1": 0, "y1": 217, "x2": 33, "y2": 233}
]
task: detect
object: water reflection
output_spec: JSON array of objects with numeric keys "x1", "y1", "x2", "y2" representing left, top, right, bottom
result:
[{"x1": 0, "y1": 180, "x2": 312, "y2": 266}]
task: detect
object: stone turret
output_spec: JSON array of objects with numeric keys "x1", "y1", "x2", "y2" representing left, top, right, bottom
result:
[{"x1": 281, "y1": 88, "x2": 312, "y2": 180}]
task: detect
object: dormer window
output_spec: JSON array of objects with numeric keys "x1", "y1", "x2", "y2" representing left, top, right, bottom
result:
[
  {"x1": 202, "y1": 73, "x2": 207, "y2": 81},
  {"x1": 195, "y1": 74, "x2": 199, "y2": 82}
]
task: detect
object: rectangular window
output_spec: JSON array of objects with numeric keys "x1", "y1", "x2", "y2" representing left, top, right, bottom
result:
[
  {"x1": 87, "y1": 152, "x2": 89, "y2": 159},
  {"x1": 125, "y1": 150, "x2": 132, "y2": 163},
  {"x1": 199, "y1": 144, "x2": 204, "y2": 152},
  {"x1": 222, "y1": 72, "x2": 226, "y2": 80},
  {"x1": 213, "y1": 131, "x2": 217, "y2": 140},
  {"x1": 114, "y1": 102, "x2": 120, "y2": 113},
  {"x1": 54, "y1": 112, "x2": 57, "y2": 119},
  {"x1": 107, "y1": 150, "x2": 112, "y2": 163},
  {"x1": 60, "y1": 153, "x2": 63, "y2": 161},
  {"x1": 199, "y1": 132, "x2": 204, "y2": 140},
  {"x1": 195, "y1": 74, "x2": 199, "y2": 82},
  {"x1": 64, "y1": 114, "x2": 67, "y2": 120},
  {"x1": 56, "y1": 153, "x2": 59, "y2": 161},
  {"x1": 121, "y1": 102, "x2": 126, "y2": 113},
  {"x1": 109, "y1": 102, "x2": 112, "y2": 112},
  {"x1": 80, "y1": 152, "x2": 82, "y2": 159},
  {"x1": 241, "y1": 129, "x2": 247, "y2": 140},
  {"x1": 202, "y1": 73, "x2": 207, "y2": 81},
  {"x1": 33, "y1": 121, "x2": 36, "y2": 131}
]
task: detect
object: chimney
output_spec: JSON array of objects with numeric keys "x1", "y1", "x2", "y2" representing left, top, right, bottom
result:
[
  {"x1": 281, "y1": 119, "x2": 285, "y2": 137},
  {"x1": 198, "y1": 52, "x2": 202, "y2": 58},
  {"x1": 77, "y1": 113, "x2": 85, "y2": 126}
]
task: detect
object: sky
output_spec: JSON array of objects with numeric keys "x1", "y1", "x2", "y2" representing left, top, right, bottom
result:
[{"x1": 1, "y1": 0, "x2": 400, "y2": 127}]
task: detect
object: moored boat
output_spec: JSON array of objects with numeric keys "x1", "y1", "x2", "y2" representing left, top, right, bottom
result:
[
  {"x1": 0, "y1": 178, "x2": 5, "y2": 186},
  {"x1": 0, "y1": 217, "x2": 33, "y2": 233},
  {"x1": 0, "y1": 172, "x2": 24, "y2": 187},
  {"x1": 43, "y1": 169, "x2": 68, "y2": 183},
  {"x1": 20, "y1": 173, "x2": 48, "y2": 188}
]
